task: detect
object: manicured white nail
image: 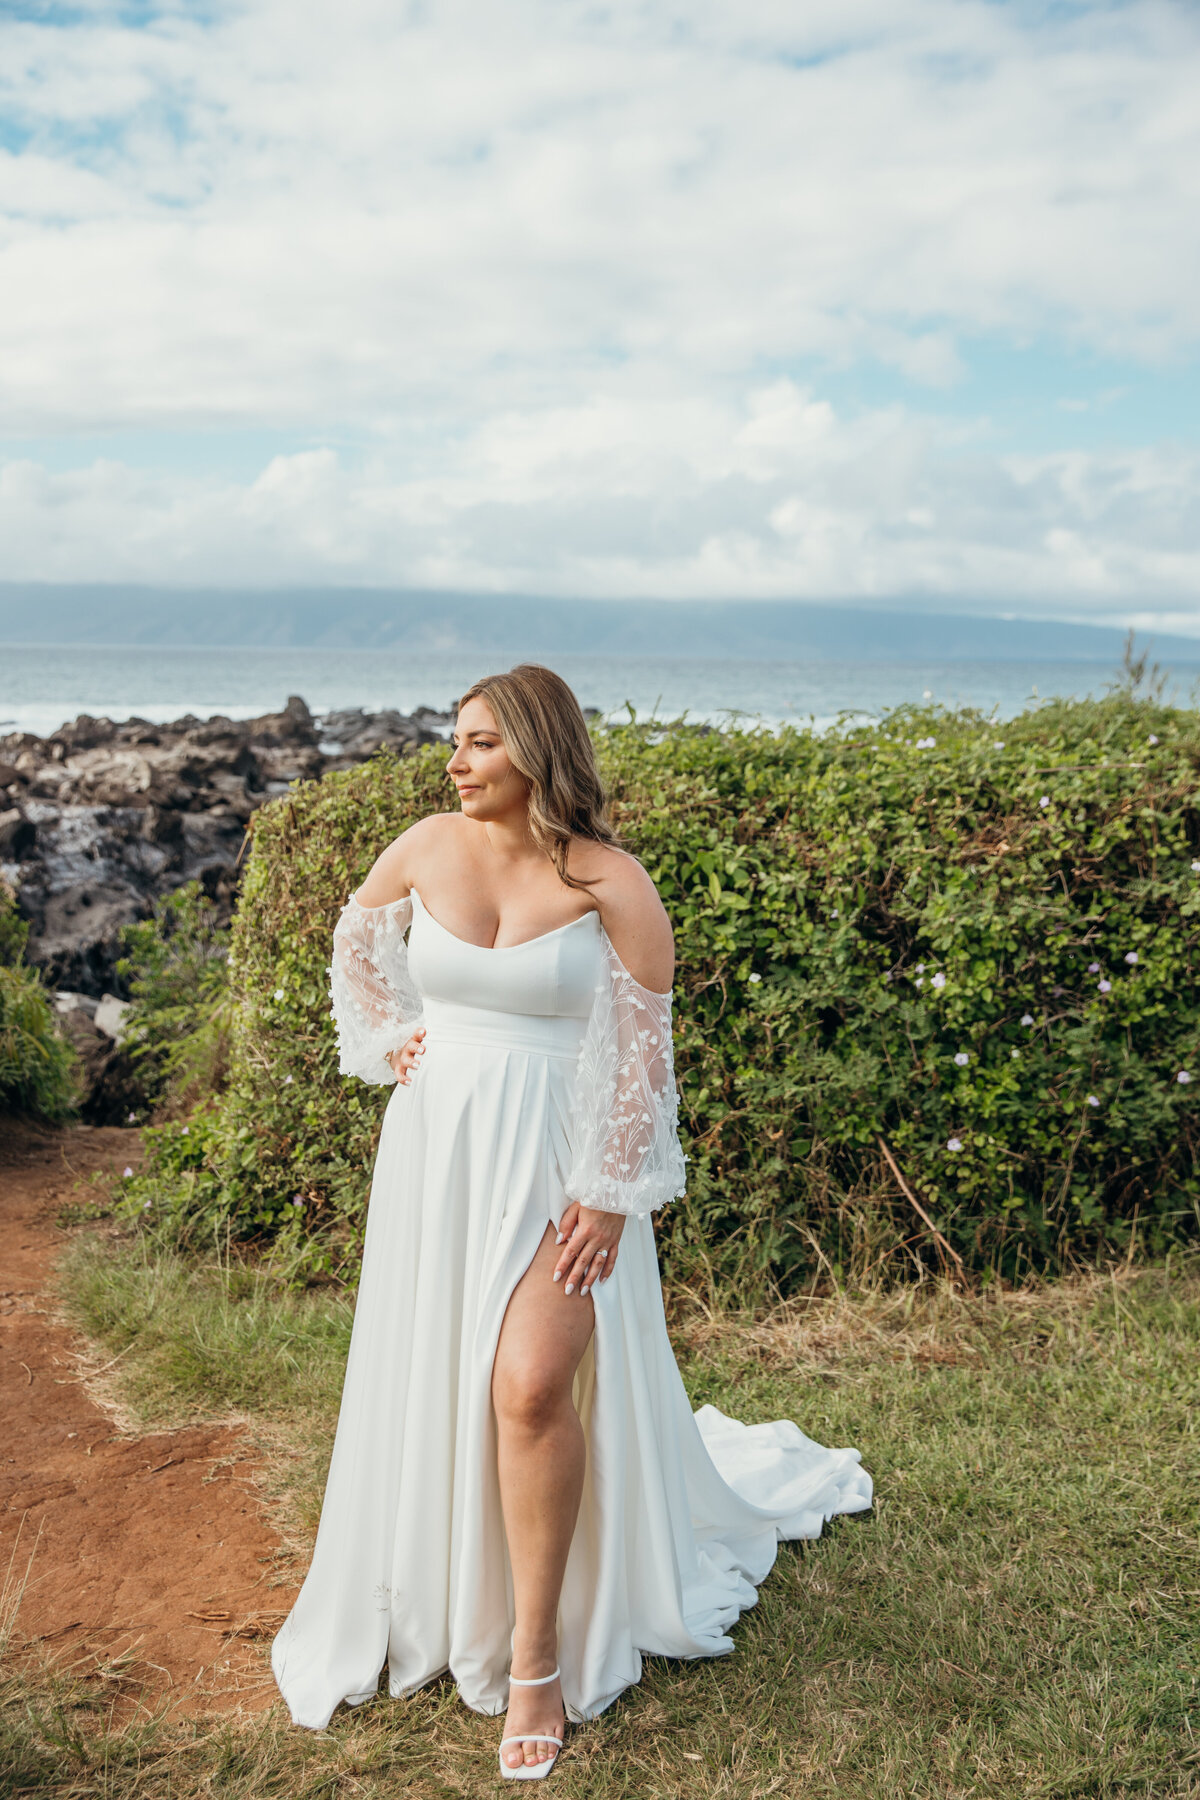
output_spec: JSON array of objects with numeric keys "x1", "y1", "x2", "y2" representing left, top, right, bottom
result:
[
  {"x1": 564, "y1": 1282, "x2": 574, "y2": 1295},
  {"x1": 553, "y1": 1270, "x2": 562, "y2": 1282},
  {"x1": 581, "y1": 1285, "x2": 589, "y2": 1296},
  {"x1": 555, "y1": 1232, "x2": 564, "y2": 1244}
]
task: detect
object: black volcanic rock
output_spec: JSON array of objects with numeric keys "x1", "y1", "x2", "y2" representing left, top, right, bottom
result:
[
  {"x1": 1, "y1": 695, "x2": 449, "y2": 995},
  {"x1": 0, "y1": 806, "x2": 35, "y2": 857},
  {"x1": 53, "y1": 991, "x2": 142, "y2": 1124}
]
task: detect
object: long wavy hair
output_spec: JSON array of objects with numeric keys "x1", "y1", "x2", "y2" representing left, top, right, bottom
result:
[{"x1": 457, "y1": 664, "x2": 620, "y2": 890}]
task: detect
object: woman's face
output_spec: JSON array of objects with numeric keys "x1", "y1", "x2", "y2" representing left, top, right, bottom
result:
[{"x1": 446, "y1": 695, "x2": 526, "y2": 821}]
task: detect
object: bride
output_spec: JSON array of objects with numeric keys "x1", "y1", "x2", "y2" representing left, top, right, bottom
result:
[{"x1": 271, "y1": 663, "x2": 871, "y2": 1779}]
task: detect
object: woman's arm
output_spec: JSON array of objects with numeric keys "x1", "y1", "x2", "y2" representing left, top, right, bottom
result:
[
  {"x1": 555, "y1": 851, "x2": 687, "y2": 1291},
  {"x1": 593, "y1": 852, "x2": 675, "y2": 994},
  {"x1": 328, "y1": 821, "x2": 445, "y2": 1085}
]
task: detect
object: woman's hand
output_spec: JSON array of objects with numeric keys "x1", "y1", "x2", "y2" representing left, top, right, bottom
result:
[
  {"x1": 387, "y1": 1028, "x2": 426, "y2": 1085},
  {"x1": 553, "y1": 1203, "x2": 626, "y2": 1296}
]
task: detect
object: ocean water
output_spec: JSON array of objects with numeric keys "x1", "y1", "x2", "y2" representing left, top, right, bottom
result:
[{"x1": 1, "y1": 642, "x2": 1197, "y2": 739}]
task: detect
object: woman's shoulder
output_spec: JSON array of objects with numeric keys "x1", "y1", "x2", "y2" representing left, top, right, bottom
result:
[
  {"x1": 571, "y1": 838, "x2": 660, "y2": 896},
  {"x1": 573, "y1": 841, "x2": 675, "y2": 992},
  {"x1": 352, "y1": 812, "x2": 466, "y2": 908}
]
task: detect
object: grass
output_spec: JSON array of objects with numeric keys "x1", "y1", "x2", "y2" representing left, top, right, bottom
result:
[{"x1": 3, "y1": 1229, "x2": 1197, "y2": 1798}]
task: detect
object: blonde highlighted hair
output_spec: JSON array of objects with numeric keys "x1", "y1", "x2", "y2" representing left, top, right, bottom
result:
[{"x1": 457, "y1": 664, "x2": 620, "y2": 890}]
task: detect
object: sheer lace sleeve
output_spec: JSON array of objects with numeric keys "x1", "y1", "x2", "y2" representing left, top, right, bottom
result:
[
  {"x1": 564, "y1": 930, "x2": 687, "y2": 1217},
  {"x1": 328, "y1": 893, "x2": 424, "y2": 1086}
]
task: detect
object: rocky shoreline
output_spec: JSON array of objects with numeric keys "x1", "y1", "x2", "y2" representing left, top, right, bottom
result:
[{"x1": 0, "y1": 695, "x2": 452, "y2": 998}]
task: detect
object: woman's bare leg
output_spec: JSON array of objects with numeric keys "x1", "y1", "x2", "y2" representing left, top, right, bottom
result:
[{"x1": 491, "y1": 1220, "x2": 594, "y2": 1770}]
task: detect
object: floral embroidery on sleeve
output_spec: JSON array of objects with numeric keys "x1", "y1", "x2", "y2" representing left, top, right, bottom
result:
[{"x1": 328, "y1": 893, "x2": 424, "y2": 1086}]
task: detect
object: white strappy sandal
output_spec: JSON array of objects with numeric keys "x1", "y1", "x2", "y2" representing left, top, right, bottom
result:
[{"x1": 498, "y1": 1666, "x2": 564, "y2": 1782}]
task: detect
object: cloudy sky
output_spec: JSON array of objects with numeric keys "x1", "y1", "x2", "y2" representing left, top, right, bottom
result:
[{"x1": 1, "y1": 0, "x2": 1198, "y2": 628}]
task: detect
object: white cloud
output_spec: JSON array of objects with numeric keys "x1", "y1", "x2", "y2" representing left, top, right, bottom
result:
[
  {"x1": 1, "y1": 382, "x2": 1197, "y2": 628},
  {"x1": 0, "y1": 0, "x2": 1197, "y2": 608}
]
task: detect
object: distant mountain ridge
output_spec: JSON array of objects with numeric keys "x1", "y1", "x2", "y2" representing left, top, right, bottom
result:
[{"x1": 1, "y1": 584, "x2": 1199, "y2": 665}]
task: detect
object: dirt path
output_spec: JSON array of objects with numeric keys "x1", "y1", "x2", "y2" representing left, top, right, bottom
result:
[{"x1": 0, "y1": 1122, "x2": 292, "y2": 1717}]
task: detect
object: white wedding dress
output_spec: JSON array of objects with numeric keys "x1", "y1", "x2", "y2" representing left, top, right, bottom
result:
[{"x1": 271, "y1": 887, "x2": 872, "y2": 1731}]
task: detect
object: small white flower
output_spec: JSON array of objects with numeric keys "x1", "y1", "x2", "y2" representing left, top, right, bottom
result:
[
  {"x1": 994, "y1": 741, "x2": 1005, "y2": 749},
  {"x1": 123, "y1": 1166, "x2": 133, "y2": 1178},
  {"x1": 831, "y1": 909, "x2": 839, "y2": 917},
  {"x1": 181, "y1": 1125, "x2": 189, "y2": 1135},
  {"x1": 916, "y1": 963, "x2": 925, "y2": 974},
  {"x1": 142, "y1": 1200, "x2": 151, "y2": 1210},
  {"x1": 947, "y1": 1137, "x2": 963, "y2": 1152},
  {"x1": 1098, "y1": 979, "x2": 1112, "y2": 993},
  {"x1": 1011, "y1": 1049, "x2": 1020, "y2": 1059},
  {"x1": 1039, "y1": 795, "x2": 1050, "y2": 809},
  {"x1": 1148, "y1": 734, "x2": 1159, "y2": 745},
  {"x1": 274, "y1": 987, "x2": 285, "y2": 1000},
  {"x1": 1192, "y1": 861, "x2": 1200, "y2": 874},
  {"x1": 954, "y1": 1051, "x2": 970, "y2": 1066},
  {"x1": 284, "y1": 1073, "x2": 294, "y2": 1083},
  {"x1": 931, "y1": 972, "x2": 946, "y2": 989},
  {"x1": 1021, "y1": 1013, "x2": 1034, "y2": 1027},
  {"x1": 126, "y1": 1110, "x2": 137, "y2": 1123},
  {"x1": 1087, "y1": 962, "x2": 1100, "y2": 974},
  {"x1": 1178, "y1": 1071, "x2": 1192, "y2": 1085},
  {"x1": 1124, "y1": 951, "x2": 1138, "y2": 965},
  {"x1": 915, "y1": 976, "x2": 925, "y2": 987},
  {"x1": 748, "y1": 972, "x2": 762, "y2": 984},
  {"x1": 1086, "y1": 1094, "x2": 1100, "y2": 1108}
]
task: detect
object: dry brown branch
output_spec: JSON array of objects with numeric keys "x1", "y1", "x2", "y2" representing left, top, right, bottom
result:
[{"x1": 877, "y1": 1137, "x2": 967, "y2": 1281}]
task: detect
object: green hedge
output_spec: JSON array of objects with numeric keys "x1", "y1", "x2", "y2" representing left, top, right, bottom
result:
[
  {"x1": 128, "y1": 690, "x2": 1200, "y2": 1289},
  {"x1": 0, "y1": 882, "x2": 77, "y2": 1121},
  {"x1": 116, "y1": 883, "x2": 232, "y2": 1111}
]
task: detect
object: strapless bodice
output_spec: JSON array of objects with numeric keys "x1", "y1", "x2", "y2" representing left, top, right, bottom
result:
[
  {"x1": 403, "y1": 889, "x2": 603, "y2": 1062},
  {"x1": 407, "y1": 889, "x2": 602, "y2": 1020}
]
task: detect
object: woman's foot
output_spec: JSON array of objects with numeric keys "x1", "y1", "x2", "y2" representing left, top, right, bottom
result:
[{"x1": 502, "y1": 1644, "x2": 564, "y2": 1773}]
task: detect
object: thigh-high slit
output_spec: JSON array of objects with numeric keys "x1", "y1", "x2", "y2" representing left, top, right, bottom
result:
[{"x1": 272, "y1": 941, "x2": 873, "y2": 1732}]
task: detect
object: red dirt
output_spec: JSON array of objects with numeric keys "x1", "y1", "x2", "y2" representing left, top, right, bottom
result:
[{"x1": 0, "y1": 1122, "x2": 294, "y2": 1717}]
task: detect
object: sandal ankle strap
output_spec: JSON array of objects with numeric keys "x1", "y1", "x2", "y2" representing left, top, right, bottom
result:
[{"x1": 508, "y1": 1666, "x2": 561, "y2": 1687}]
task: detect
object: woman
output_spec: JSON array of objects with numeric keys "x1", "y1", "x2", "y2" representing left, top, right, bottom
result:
[{"x1": 271, "y1": 664, "x2": 871, "y2": 1779}]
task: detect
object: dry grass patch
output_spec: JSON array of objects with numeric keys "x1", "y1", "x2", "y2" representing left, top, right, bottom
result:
[{"x1": 5, "y1": 1237, "x2": 1193, "y2": 1798}]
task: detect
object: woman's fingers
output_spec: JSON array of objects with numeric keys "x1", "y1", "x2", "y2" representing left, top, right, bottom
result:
[
  {"x1": 554, "y1": 1202, "x2": 581, "y2": 1257},
  {"x1": 565, "y1": 1245, "x2": 594, "y2": 1294},
  {"x1": 552, "y1": 1208, "x2": 626, "y2": 1291},
  {"x1": 552, "y1": 1208, "x2": 583, "y2": 1279},
  {"x1": 395, "y1": 1028, "x2": 426, "y2": 1084},
  {"x1": 564, "y1": 1236, "x2": 615, "y2": 1295},
  {"x1": 553, "y1": 1229, "x2": 594, "y2": 1292},
  {"x1": 580, "y1": 1246, "x2": 611, "y2": 1295}
]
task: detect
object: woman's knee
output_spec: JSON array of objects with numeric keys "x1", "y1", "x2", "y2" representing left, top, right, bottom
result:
[{"x1": 492, "y1": 1357, "x2": 571, "y2": 1432}]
